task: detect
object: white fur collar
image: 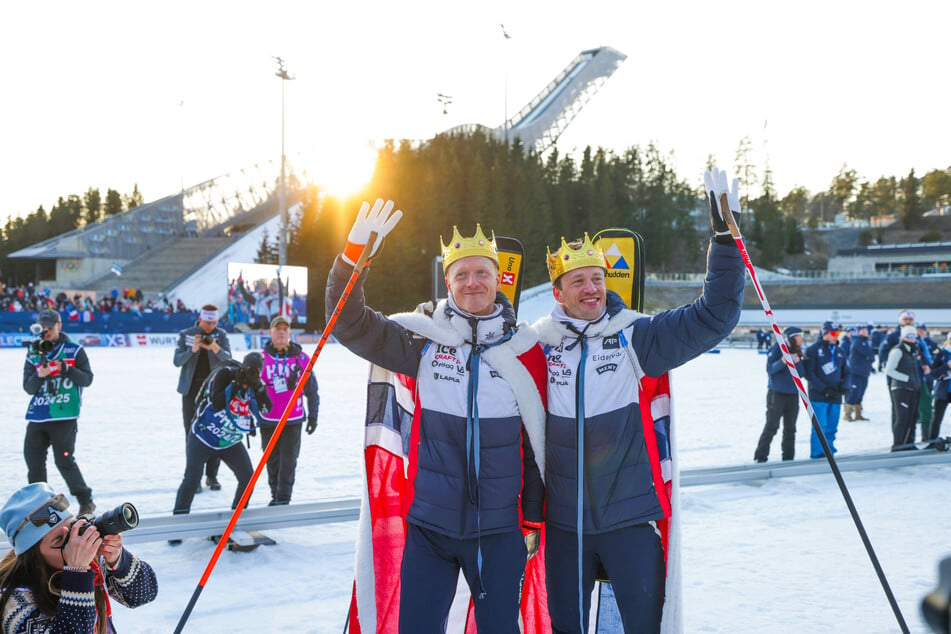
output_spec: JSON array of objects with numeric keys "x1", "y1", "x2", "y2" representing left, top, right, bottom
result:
[
  {"x1": 532, "y1": 306, "x2": 646, "y2": 346},
  {"x1": 391, "y1": 300, "x2": 546, "y2": 479}
]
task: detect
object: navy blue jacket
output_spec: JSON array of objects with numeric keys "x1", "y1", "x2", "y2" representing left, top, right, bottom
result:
[
  {"x1": 847, "y1": 335, "x2": 875, "y2": 378},
  {"x1": 326, "y1": 257, "x2": 546, "y2": 539},
  {"x1": 534, "y1": 240, "x2": 744, "y2": 533},
  {"x1": 766, "y1": 343, "x2": 805, "y2": 394},
  {"x1": 804, "y1": 338, "x2": 850, "y2": 403}
]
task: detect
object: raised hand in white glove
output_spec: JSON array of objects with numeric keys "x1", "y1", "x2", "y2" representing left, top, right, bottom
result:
[
  {"x1": 342, "y1": 199, "x2": 403, "y2": 265},
  {"x1": 702, "y1": 167, "x2": 741, "y2": 244}
]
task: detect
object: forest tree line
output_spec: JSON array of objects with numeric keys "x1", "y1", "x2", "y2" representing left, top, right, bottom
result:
[
  {"x1": 283, "y1": 131, "x2": 951, "y2": 326},
  {"x1": 0, "y1": 185, "x2": 144, "y2": 282},
  {"x1": 4, "y1": 130, "x2": 951, "y2": 323}
]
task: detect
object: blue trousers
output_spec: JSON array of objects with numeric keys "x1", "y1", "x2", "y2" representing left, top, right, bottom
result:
[
  {"x1": 810, "y1": 401, "x2": 841, "y2": 458},
  {"x1": 546, "y1": 523, "x2": 665, "y2": 634},
  {"x1": 399, "y1": 524, "x2": 526, "y2": 634}
]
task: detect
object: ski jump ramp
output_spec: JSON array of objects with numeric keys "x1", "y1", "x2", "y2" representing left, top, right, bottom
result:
[{"x1": 446, "y1": 46, "x2": 627, "y2": 154}]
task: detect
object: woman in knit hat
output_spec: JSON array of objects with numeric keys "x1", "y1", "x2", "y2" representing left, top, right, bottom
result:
[{"x1": 0, "y1": 483, "x2": 157, "y2": 633}]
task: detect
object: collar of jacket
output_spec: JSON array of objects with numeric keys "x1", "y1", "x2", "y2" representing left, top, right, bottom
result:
[
  {"x1": 265, "y1": 340, "x2": 301, "y2": 357},
  {"x1": 532, "y1": 291, "x2": 646, "y2": 347},
  {"x1": 390, "y1": 296, "x2": 546, "y2": 481}
]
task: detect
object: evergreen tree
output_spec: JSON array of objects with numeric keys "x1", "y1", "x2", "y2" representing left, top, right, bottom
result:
[
  {"x1": 104, "y1": 189, "x2": 123, "y2": 217},
  {"x1": 83, "y1": 188, "x2": 102, "y2": 225},
  {"x1": 256, "y1": 227, "x2": 278, "y2": 264},
  {"x1": 899, "y1": 169, "x2": 922, "y2": 229}
]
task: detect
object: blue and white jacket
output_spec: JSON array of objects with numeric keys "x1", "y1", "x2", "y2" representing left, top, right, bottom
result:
[
  {"x1": 326, "y1": 256, "x2": 546, "y2": 539},
  {"x1": 532, "y1": 240, "x2": 744, "y2": 533}
]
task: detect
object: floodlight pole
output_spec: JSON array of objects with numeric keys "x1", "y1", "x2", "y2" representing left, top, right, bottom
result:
[
  {"x1": 500, "y1": 24, "x2": 511, "y2": 145},
  {"x1": 274, "y1": 57, "x2": 294, "y2": 267}
]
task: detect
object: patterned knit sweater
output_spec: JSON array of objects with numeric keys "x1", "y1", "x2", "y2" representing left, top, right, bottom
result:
[{"x1": 1, "y1": 550, "x2": 157, "y2": 634}]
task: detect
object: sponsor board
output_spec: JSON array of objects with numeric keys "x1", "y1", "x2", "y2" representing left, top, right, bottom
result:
[{"x1": 0, "y1": 333, "x2": 34, "y2": 349}]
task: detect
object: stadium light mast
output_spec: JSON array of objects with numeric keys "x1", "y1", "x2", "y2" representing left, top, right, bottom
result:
[
  {"x1": 500, "y1": 24, "x2": 511, "y2": 145},
  {"x1": 274, "y1": 56, "x2": 295, "y2": 266}
]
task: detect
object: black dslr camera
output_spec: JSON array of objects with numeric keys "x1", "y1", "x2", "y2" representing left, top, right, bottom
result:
[
  {"x1": 25, "y1": 323, "x2": 53, "y2": 358},
  {"x1": 64, "y1": 503, "x2": 140, "y2": 546},
  {"x1": 201, "y1": 333, "x2": 215, "y2": 345}
]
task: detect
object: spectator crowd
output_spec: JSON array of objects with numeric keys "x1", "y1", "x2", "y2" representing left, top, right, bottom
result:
[{"x1": 2, "y1": 282, "x2": 192, "y2": 316}]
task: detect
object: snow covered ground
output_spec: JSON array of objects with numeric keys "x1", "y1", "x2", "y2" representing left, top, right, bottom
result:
[{"x1": 2, "y1": 339, "x2": 949, "y2": 632}]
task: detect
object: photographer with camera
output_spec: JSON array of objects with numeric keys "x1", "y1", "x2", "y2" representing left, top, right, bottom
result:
[
  {"x1": 803, "y1": 321, "x2": 851, "y2": 459},
  {"x1": 21, "y1": 309, "x2": 96, "y2": 517},
  {"x1": 173, "y1": 304, "x2": 232, "y2": 493},
  {"x1": 171, "y1": 353, "x2": 273, "y2": 531},
  {"x1": 0, "y1": 482, "x2": 157, "y2": 634},
  {"x1": 257, "y1": 315, "x2": 319, "y2": 506}
]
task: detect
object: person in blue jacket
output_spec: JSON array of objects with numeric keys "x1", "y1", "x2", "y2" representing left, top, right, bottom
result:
[
  {"x1": 927, "y1": 332, "x2": 951, "y2": 446},
  {"x1": 325, "y1": 200, "x2": 547, "y2": 634},
  {"x1": 844, "y1": 324, "x2": 875, "y2": 422},
  {"x1": 804, "y1": 321, "x2": 850, "y2": 459},
  {"x1": 754, "y1": 326, "x2": 806, "y2": 463},
  {"x1": 531, "y1": 167, "x2": 745, "y2": 634}
]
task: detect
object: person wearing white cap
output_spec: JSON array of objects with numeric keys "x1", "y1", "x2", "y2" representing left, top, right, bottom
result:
[
  {"x1": 22, "y1": 309, "x2": 96, "y2": 516},
  {"x1": 0, "y1": 483, "x2": 157, "y2": 633},
  {"x1": 885, "y1": 325, "x2": 925, "y2": 450},
  {"x1": 173, "y1": 303, "x2": 232, "y2": 493}
]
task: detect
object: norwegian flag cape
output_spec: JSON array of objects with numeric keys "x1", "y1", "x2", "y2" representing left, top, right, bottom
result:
[{"x1": 346, "y1": 365, "x2": 681, "y2": 634}]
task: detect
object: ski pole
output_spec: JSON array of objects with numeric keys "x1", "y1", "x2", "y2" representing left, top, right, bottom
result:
[
  {"x1": 718, "y1": 198, "x2": 909, "y2": 633},
  {"x1": 174, "y1": 232, "x2": 379, "y2": 634}
]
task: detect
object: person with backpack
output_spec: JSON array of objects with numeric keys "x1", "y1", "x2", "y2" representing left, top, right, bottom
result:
[{"x1": 171, "y1": 353, "x2": 273, "y2": 525}]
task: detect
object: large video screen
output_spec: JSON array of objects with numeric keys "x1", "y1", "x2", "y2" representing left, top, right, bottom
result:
[{"x1": 226, "y1": 263, "x2": 308, "y2": 327}]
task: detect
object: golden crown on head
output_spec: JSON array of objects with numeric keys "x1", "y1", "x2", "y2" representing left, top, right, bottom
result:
[
  {"x1": 546, "y1": 233, "x2": 607, "y2": 283},
  {"x1": 440, "y1": 224, "x2": 499, "y2": 273}
]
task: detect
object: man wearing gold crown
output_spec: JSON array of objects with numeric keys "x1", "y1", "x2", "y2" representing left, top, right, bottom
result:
[
  {"x1": 326, "y1": 199, "x2": 547, "y2": 633},
  {"x1": 531, "y1": 168, "x2": 745, "y2": 633}
]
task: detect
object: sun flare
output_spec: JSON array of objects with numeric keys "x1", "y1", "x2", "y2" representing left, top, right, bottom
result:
[{"x1": 297, "y1": 141, "x2": 378, "y2": 199}]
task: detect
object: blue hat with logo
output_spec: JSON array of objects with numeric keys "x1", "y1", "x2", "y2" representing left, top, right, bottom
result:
[
  {"x1": 821, "y1": 320, "x2": 835, "y2": 333},
  {"x1": 783, "y1": 326, "x2": 803, "y2": 338},
  {"x1": 1, "y1": 483, "x2": 73, "y2": 555}
]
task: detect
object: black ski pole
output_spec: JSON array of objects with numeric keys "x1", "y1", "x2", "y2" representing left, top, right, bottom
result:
[{"x1": 717, "y1": 191, "x2": 910, "y2": 634}]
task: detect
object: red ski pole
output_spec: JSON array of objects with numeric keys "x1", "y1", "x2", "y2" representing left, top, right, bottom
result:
[
  {"x1": 174, "y1": 232, "x2": 378, "y2": 633},
  {"x1": 719, "y1": 198, "x2": 909, "y2": 633}
]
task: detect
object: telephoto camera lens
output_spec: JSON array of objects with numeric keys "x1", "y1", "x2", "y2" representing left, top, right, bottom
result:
[{"x1": 65, "y1": 503, "x2": 139, "y2": 546}]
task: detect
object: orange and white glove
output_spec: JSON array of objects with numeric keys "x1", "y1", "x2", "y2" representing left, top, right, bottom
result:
[{"x1": 342, "y1": 199, "x2": 403, "y2": 265}]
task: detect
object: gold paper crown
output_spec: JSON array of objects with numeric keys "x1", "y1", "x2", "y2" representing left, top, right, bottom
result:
[
  {"x1": 440, "y1": 224, "x2": 499, "y2": 273},
  {"x1": 546, "y1": 233, "x2": 607, "y2": 283}
]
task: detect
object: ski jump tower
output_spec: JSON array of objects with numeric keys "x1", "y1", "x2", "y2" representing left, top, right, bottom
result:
[{"x1": 446, "y1": 46, "x2": 627, "y2": 153}]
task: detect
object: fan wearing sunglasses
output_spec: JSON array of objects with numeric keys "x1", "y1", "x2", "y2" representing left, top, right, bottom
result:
[{"x1": 0, "y1": 483, "x2": 157, "y2": 634}]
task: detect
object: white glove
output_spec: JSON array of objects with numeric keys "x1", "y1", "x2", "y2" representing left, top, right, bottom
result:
[
  {"x1": 342, "y1": 199, "x2": 403, "y2": 265},
  {"x1": 703, "y1": 167, "x2": 741, "y2": 242}
]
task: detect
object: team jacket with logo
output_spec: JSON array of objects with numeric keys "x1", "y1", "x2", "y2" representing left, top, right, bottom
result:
[
  {"x1": 191, "y1": 368, "x2": 258, "y2": 449},
  {"x1": 327, "y1": 257, "x2": 546, "y2": 539},
  {"x1": 259, "y1": 341, "x2": 319, "y2": 425},
  {"x1": 533, "y1": 240, "x2": 744, "y2": 533},
  {"x1": 22, "y1": 334, "x2": 94, "y2": 423}
]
